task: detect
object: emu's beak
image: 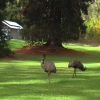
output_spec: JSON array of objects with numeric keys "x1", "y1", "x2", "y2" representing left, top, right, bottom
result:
[
  {"x1": 43, "y1": 54, "x2": 46, "y2": 57},
  {"x1": 85, "y1": 67, "x2": 87, "y2": 70}
]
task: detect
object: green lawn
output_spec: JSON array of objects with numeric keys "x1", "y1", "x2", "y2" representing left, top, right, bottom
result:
[
  {"x1": 0, "y1": 40, "x2": 100, "y2": 100},
  {"x1": 7, "y1": 39, "x2": 27, "y2": 50}
]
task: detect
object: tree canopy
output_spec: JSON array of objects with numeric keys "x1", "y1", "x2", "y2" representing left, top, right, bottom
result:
[
  {"x1": 20, "y1": 0, "x2": 94, "y2": 46},
  {"x1": 2, "y1": 0, "x2": 95, "y2": 48},
  {"x1": 0, "y1": 0, "x2": 13, "y2": 57}
]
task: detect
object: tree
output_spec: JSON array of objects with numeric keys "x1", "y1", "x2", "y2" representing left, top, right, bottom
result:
[
  {"x1": 0, "y1": 0, "x2": 13, "y2": 57},
  {"x1": 3, "y1": 0, "x2": 23, "y2": 25},
  {"x1": 84, "y1": 0, "x2": 100, "y2": 41},
  {"x1": 20, "y1": 0, "x2": 94, "y2": 47}
]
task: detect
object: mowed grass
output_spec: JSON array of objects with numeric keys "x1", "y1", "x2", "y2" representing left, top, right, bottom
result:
[
  {"x1": 7, "y1": 39, "x2": 27, "y2": 50},
  {"x1": 0, "y1": 40, "x2": 100, "y2": 100}
]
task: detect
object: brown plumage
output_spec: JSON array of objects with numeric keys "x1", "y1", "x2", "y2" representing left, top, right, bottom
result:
[
  {"x1": 68, "y1": 59, "x2": 86, "y2": 78},
  {"x1": 41, "y1": 54, "x2": 56, "y2": 83}
]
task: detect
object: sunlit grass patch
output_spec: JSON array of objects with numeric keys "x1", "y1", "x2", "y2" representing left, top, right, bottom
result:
[
  {"x1": 63, "y1": 43, "x2": 100, "y2": 54},
  {"x1": 7, "y1": 39, "x2": 27, "y2": 50}
]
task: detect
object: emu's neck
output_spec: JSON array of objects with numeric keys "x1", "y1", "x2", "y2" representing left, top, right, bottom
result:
[
  {"x1": 79, "y1": 66, "x2": 85, "y2": 71},
  {"x1": 41, "y1": 57, "x2": 45, "y2": 64}
]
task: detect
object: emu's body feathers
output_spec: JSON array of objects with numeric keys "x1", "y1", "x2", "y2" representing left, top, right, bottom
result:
[
  {"x1": 41, "y1": 61, "x2": 56, "y2": 73},
  {"x1": 68, "y1": 59, "x2": 85, "y2": 71}
]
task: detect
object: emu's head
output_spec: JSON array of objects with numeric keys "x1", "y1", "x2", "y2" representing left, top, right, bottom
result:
[
  {"x1": 68, "y1": 62, "x2": 72, "y2": 68},
  {"x1": 43, "y1": 54, "x2": 46, "y2": 58},
  {"x1": 82, "y1": 67, "x2": 87, "y2": 71}
]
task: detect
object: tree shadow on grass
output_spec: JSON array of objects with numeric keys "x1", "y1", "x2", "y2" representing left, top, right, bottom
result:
[
  {"x1": 0, "y1": 66, "x2": 44, "y2": 82},
  {"x1": 0, "y1": 77, "x2": 100, "y2": 100},
  {"x1": 9, "y1": 53, "x2": 100, "y2": 65},
  {"x1": 0, "y1": 66, "x2": 100, "y2": 100}
]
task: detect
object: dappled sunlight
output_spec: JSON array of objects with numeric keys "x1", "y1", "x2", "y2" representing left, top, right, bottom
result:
[
  {"x1": 0, "y1": 80, "x2": 46, "y2": 85},
  {"x1": 0, "y1": 64, "x2": 100, "y2": 100},
  {"x1": 84, "y1": 62, "x2": 100, "y2": 68},
  {"x1": 8, "y1": 39, "x2": 27, "y2": 50},
  {"x1": 63, "y1": 43, "x2": 100, "y2": 54},
  {"x1": 0, "y1": 43, "x2": 100, "y2": 99},
  {"x1": 55, "y1": 62, "x2": 68, "y2": 68},
  {"x1": 81, "y1": 90, "x2": 100, "y2": 99},
  {"x1": 0, "y1": 60, "x2": 40, "y2": 67}
]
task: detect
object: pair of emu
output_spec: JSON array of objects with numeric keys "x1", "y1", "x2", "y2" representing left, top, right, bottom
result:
[{"x1": 41, "y1": 55, "x2": 87, "y2": 83}]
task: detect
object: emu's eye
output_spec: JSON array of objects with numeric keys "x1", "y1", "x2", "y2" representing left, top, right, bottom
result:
[{"x1": 43, "y1": 54, "x2": 46, "y2": 57}]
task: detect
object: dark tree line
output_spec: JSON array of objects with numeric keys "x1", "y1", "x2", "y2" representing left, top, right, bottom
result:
[
  {"x1": 0, "y1": 0, "x2": 94, "y2": 57},
  {"x1": 0, "y1": 0, "x2": 13, "y2": 57},
  {"x1": 21, "y1": 0, "x2": 94, "y2": 47}
]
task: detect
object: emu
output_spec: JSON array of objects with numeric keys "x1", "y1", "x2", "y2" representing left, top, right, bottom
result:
[
  {"x1": 68, "y1": 59, "x2": 86, "y2": 78},
  {"x1": 41, "y1": 54, "x2": 56, "y2": 83}
]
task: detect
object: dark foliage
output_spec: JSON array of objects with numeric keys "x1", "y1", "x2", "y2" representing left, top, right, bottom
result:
[
  {"x1": 0, "y1": 0, "x2": 12, "y2": 58},
  {"x1": 21, "y1": 0, "x2": 94, "y2": 46}
]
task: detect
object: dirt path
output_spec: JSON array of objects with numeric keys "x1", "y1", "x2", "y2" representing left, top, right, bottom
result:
[{"x1": 13, "y1": 45, "x2": 88, "y2": 56}]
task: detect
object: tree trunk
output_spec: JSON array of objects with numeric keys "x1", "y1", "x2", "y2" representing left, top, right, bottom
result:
[
  {"x1": 44, "y1": 34, "x2": 62, "y2": 47},
  {"x1": 44, "y1": 0, "x2": 62, "y2": 47}
]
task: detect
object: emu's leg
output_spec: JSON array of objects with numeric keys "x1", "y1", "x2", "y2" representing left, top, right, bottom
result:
[
  {"x1": 73, "y1": 68, "x2": 76, "y2": 78},
  {"x1": 74, "y1": 68, "x2": 76, "y2": 77},
  {"x1": 47, "y1": 72, "x2": 51, "y2": 83}
]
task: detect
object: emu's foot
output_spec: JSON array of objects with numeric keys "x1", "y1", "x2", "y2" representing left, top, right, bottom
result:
[
  {"x1": 72, "y1": 75, "x2": 74, "y2": 78},
  {"x1": 72, "y1": 75, "x2": 75, "y2": 78},
  {"x1": 47, "y1": 79, "x2": 50, "y2": 83}
]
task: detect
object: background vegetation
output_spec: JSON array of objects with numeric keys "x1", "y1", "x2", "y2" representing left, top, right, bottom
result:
[
  {"x1": 4, "y1": 0, "x2": 94, "y2": 46},
  {"x1": 0, "y1": 0, "x2": 13, "y2": 57},
  {"x1": 1, "y1": 0, "x2": 100, "y2": 57},
  {"x1": 84, "y1": 0, "x2": 100, "y2": 41}
]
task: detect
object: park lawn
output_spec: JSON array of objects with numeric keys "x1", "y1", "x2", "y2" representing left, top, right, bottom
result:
[
  {"x1": 63, "y1": 43, "x2": 100, "y2": 55},
  {"x1": 7, "y1": 39, "x2": 27, "y2": 50},
  {"x1": 0, "y1": 40, "x2": 100, "y2": 100}
]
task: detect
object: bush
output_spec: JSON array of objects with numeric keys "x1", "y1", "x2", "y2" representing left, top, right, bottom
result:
[
  {"x1": 0, "y1": 40, "x2": 11, "y2": 58},
  {"x1": 95, "y1": 20, "x2": 100, "y2": 42}
]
